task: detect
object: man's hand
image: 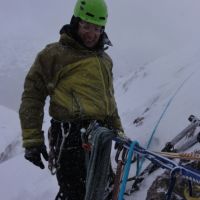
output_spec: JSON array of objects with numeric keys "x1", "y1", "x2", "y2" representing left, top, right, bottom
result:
[
  {"x1": 114, "y1": 130, "x2": 132, "y2": 150},
  {"x1": 116, "y1": 130, "x2": 126, "y2": 138},
  {"x1": 114, "y1": 130, "x2": 129, "y2": 149},
  {"x1": 24, "y1": 145, "x2": 49, "y2": 169}
]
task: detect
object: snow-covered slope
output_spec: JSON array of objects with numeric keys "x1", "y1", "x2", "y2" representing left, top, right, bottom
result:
[
  {"x1": 116, "y1": 46, "x2": 200, "y2": 148},
  {"x1": 1, "y1": 46, "x2": 200, "y2": 199},
  {"x1": 0, "y1": 106, "x2": 22, "y2": 162},
  {"x1": 0, "y1": 154, "x2": 57, "y2": 200},
  {"x1": 1, "y1": 0, "x2": 200, "y2": 199},
  {"x1": 113, "y1": 46, "x2": 200, "y2": 199}
]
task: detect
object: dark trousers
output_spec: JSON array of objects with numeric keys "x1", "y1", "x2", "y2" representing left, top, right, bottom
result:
[
  {"x1": 56, "y1": 147, "x2": 86, "y2": 200},
  {"x1": 49, "y1": 120, "x2": 86, "y2": 200}
]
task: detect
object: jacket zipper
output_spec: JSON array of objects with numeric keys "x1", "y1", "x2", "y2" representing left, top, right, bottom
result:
[{"x1": 95, "y1": 56, "x2": 109, "y2": 115}]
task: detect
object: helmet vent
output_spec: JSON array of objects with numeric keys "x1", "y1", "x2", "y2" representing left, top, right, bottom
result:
[
  {"x1": 81, "y1": 1, "x2": 86, "y2": 5},
  {"x1": 99, "y1": 17, "x2": 106, "y2": 20},
  {"x1": 86, "y1": 12, "x2": 94, "y2": 17},
  {"x1": 80, "y1": 6, "x2": 84, "y2": 10}
]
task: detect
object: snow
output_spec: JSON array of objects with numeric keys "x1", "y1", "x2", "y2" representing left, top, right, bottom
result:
[
  {"x1": 116, "y1": 46, "x2": 200, "y2": 147},
  {"x1": 1, "y1": 0, "x2": 200, "y2": 199},
  {"x1": 0, "y1": 154, "x2": 57, "y2": 200},
  {"x1": 0, "y1": 106, "x2": 21, "y2": 157}
]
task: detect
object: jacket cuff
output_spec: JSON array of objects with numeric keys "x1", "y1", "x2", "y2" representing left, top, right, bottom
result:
[{"x1": 22, "y1": 129, "x2": 44, "y2": 148}]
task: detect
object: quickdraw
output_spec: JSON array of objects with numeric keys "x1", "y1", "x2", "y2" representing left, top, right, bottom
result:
[
  {"x1": 48, "y1": 122, "x2": 71, "y2": 175},
  {"x1": 112, "y1": 146, "x2": 127, "y2": 200},
  {"x1": 80, "y1": 120, "x2": 99, "y2": 152},
  {"x1": 49, "y1": 120, "x2": 98, "y2": 175},
  {"x1": 112, "y1": 142, "x2": 138, "y2": 200}
]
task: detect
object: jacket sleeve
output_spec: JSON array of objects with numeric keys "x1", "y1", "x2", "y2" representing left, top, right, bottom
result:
[
  {"x1": 111, "y1": 94, "x2": 125, "y2": 137},
  {"x1": 19, "y1": 51, "x2": 49, "y2": 148},
  {"x1": 111, "y1": 99, "x2": 124, "y2": 133}
]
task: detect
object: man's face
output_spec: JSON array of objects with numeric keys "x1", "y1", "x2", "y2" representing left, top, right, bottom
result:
[{"x1": 78, "y1": 20, "x2": 103, "y2": 48}]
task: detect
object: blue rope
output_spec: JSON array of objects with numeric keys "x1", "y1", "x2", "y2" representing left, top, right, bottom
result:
[
  {"x1": 138, "y1": 71, "x2": 195, "y2": 174},
  {"x1": 118, "y1": 141, "x2": 139, "y2": 200}
]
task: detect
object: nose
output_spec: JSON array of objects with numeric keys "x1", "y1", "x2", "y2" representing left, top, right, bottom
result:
[{"x1": 85, "y1": 31, "x2": 96, "y2": 40}]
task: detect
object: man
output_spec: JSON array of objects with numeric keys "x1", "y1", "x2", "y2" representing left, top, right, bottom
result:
[{"x1": 19, "y1": 0, "x2": 124, "y2": 199}]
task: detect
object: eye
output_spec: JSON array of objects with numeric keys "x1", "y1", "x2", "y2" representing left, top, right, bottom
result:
[{"x1": 95, "y1": 27, "x2": 102, "y2": 32}]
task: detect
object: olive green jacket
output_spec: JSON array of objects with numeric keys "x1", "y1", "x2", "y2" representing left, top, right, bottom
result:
[{"x1": 19, "y1": 32, "x2": 123, "y2": 148}]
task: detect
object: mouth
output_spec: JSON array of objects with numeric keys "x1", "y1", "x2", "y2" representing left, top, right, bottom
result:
[{"x1": 83, "y1": 39, "x2": 97, "y2": 48}]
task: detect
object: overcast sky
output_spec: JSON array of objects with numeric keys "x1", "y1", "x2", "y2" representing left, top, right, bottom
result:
[{"x1": 2, "y1": 0, "x2": 200, "y2": 61}]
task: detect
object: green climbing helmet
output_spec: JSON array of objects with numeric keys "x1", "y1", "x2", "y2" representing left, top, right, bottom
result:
[{"x1": 73, "y1": 0, "x2": 108, "y2": 26}]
